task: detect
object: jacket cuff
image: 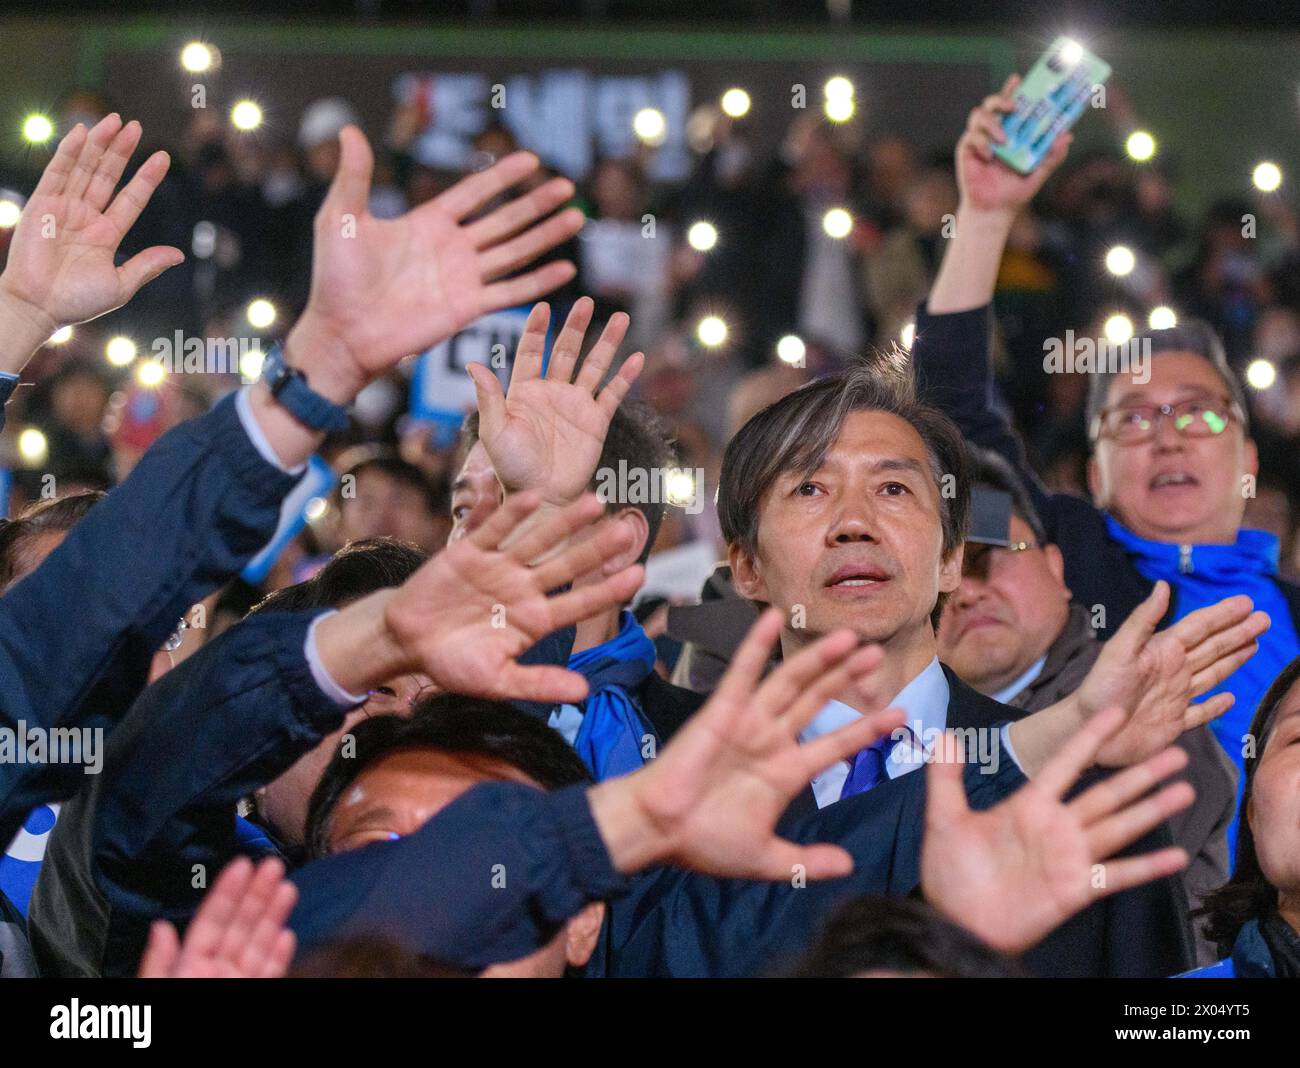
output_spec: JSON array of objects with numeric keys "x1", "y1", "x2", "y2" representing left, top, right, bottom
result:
[
  {"x1": 914, "y1": 300, "x2": 992, "y2": 358},
  {"x1": 538, "y1": 784, "x2": 632, "y2": 913}
]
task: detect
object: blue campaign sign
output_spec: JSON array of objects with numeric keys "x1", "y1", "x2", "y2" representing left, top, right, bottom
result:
[
  {"x1": 0, "y1": 804, "x2": 60, "y2": 916},
  {"x1": 409, "y1": 306, "x2": 555, "y2": 448},
  {"x1": 241, "y1": 455, "x2": 337, "y2": 584}
]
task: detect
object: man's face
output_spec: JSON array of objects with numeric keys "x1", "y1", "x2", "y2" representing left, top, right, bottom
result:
[
  {"x1": 937, "y1": 515, "x2": 1072, "y2": 695},
  {"x1": 1089, "y1": 353, "x2": 1257, "y2": 544},
  {"x1": 1247, "y1": 682, "x2": 1300, "y2": 901},
  {"x1": 325, "y1": 747, "x2": 603, "y2": 977},
  {"x1": 729, "y1": 410, "x2": 961, "y2": 649},
  {"x1": 255, "y1": 671, "x2": 432, "y2": 845},
  {"x1": 341, "y1": 470, "x2": 441, "y2": 552},
  {"x1": 448, "y1": 442, "x2": 503, "y2": 544}
]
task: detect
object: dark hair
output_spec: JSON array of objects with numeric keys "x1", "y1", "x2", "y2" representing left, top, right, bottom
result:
[
  {"x1": 305, "y1": 695, "x2": 592, "y2": 858},
  {"x1": 791, "y1": 895, "x2": 1026, "y2": 978},
  {"x1": 969, "y1": 447, "x2": 1047, "y2": 545},
  {"x1": 718, "y1": 349, "x2": 970, "y2": 627},
  {"x1": 337, "y1": 449, "x2": 447, "y2": 517},
  {"x1": 290, "y1": 936, "x2": 471, "y2": 978},
  {"x1": 1198, "y1": 656, "x2": 1300, "y2": 957},
  {"x1": 1084, "y1": 318, "x2": 1250, "y2": 442},
  {"x1": 457, "y1": 400, "x2": 675, "y2": 566},
  {"x1": 248, "y1": 537, "x2": 427, "y2": 616},
  {"x1": 0, "y1": 491, "x2": 105, "y2": 590}
]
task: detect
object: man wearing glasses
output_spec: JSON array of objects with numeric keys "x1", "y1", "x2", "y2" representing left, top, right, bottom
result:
[
  {"x1": 910, "y1": 85, "x2": 1300, "y2": 859},
  {"x1": 937, "y1": 449, "x2": 1240, "y2": 963}
]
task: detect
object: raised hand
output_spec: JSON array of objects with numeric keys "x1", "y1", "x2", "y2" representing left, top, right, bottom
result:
[
  {"x1": 588, "y1": 608, "x2": 906, "y2": 880},
  {"x1": 287, "y1": 127, "x2": 586, "y2": 402},
  {"x1": 922, "y1": 706, "x2": 1192, "y2": 955},
  {"x1": 956, "y1": 74, "x2": 1072, "y2": 217},
  {"x1": 468, "y1": 296, "x2": 644, "y2": 505},
  {"x1": 0, "y1": 115, "x2": 183, "y2": 364},
  {"x1": 137, "y1": 857, "x2": 297, "y2": 978},
  {"x1": 380, "y1": 491, "x2": 645, "y2": 704},
  {"x1": 1074, "y1": 581, "x2": 1269, "y2": 765}
]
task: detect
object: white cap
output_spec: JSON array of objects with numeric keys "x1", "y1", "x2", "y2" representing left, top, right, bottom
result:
[{"x1": 298, "y1": 97, "x2": 361, "y2": 149}]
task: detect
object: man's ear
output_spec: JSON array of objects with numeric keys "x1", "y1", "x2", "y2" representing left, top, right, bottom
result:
[
  {"x1": 565, "y1": 901, "x2": 606, "y2": 968},
  {"x1": 1044, "y1": 542, "x2": 1068, "y2": 593},
  {"x1": 1244, "y1": 436, "x2": 1259, "y2": 480},
  {"x1": 727, "y1": 541, "x2": 768, "y2": 602},
  {"x1": 602, "y1": 508, "x2": 650, "y2": 574},
  {"x1": 937, "y1": 542, "x2": 963, "y2": 594},
  {"x1": 1086, "y1": 453, "x2": 1105, "y2": 506}
]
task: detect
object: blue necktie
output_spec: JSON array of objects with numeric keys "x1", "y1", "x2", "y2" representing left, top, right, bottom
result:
[{"x1": 839, "y1": 727, "x2": 910, "y2": 800}]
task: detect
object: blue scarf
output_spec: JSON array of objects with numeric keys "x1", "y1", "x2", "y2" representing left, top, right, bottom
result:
[
  {"x1": 568, "y1": 612, "x2": 658, "y2": 782},
  {"x1": 1104, "y1": 515, "x2": 1300, "y2": 856}
]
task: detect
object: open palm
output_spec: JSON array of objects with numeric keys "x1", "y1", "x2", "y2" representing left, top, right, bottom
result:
[
  {"x1": 0, "y1": 114, "x2": 181, "y2": 332},
  {"x1": 470, "y1": 297, "x2": 644, "y2": 503},
  {"x1": 304, "y1": 128, "x2": 586, "y2": 378}
]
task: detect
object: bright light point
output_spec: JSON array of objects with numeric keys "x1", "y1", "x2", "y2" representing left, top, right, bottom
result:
[
  {"x1": 1246, "y1": 359, "x2": 1277, "y2": 390},
  {"x1": 697, "y1": 315, "x2": 728, "y2": 347},
  {"x1": 900, "y1": 321, "x2": 916, "y2": 349},
  {"x1": 105, "y1": 336, "x2": 137, "y2": 366},
  {"x1": 239, "y1": 347, "x2": 265, "y2": 381},
  {"x1": 1125, "y1": 130, "x2": 1156, "y2": 162},
  {"x1": 135, "y1": 359, "x2": 167, "y2": 388},
  {"x1": 664, "y1": 469, "x2": 697, "y2": 507},
  {"x1": 47, "y1": 325, "x2": 73, "y2": 345},
  {"x1": 720, "y1": 89, "x2": 751, "y2": 118},
  {"x1": 1105, "y1": 245, "x2": 1136, "y2": 277},
  {"x1": 633, "y1": 108, "x2": 667, "y2": 146},
  {"x1": 1253, "y1": 161, "x2": 1283, "y2": 192},
  {"x1": 0, "y1": 200, "x2": 21, "y2": 228},
  {"x1": 776, "y1": 334, "x2": 806, "y2": 365},
  {"x1": 246, "y1": 298, "x2": 276, "y2": 329},
  {"x1": 22, "y1": 114, "x2": 54, "y2": 144},
  {"x1": 824, "y1": 96, "x2": 855, "y2": 122},
  {"x1": 1148, "y1": 306, "x2": 1177, "y2": 330},
  {"x1": 824, "y1": 76, "x2": 854, "y2": 100},
  {"x1": 180, "y1": 42, "x2": 214, "y2": 73},
  {"x1": 17, "y1": 428, "x2": 47, "y2": 465},
  {"x1": 1059, "y1": 39, "x2": 1084, "y2": 66},
  {"x1": 1103, "y1": 314, "x2": 1134, "y2": 345},
  {"x1": 822, "y1": 207, "x2": 853, "y2": 239},
  {"x1": 305, "y1": 496, "x2": 329, "y2": 522},
  {"x1": 230, "y1": 100, "x2": 263, "y2": 132},
  {"x1": 687, "y1": 221, "x2": 718, "y2": 252}
]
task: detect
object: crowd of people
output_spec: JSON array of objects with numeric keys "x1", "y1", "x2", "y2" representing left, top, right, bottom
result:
[{"x1": 0, "y1": 69, "x2": 1298, "y2": 981}]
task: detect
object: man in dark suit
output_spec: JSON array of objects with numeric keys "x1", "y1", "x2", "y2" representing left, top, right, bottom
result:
[{"x1": 456, "y1": 298, "x2": 706, "y2": 775}]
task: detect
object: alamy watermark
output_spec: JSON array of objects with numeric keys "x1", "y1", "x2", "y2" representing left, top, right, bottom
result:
[
  {"x1": 151, "y1": 331, "x2": 264, "y2": 381},
  {"x1": 594, "y1": 461, "x2": 707, "y2": 516},
  {"x1": 0, "y1": 720, "x2": 103, "y2": 775},
  {"x1": 1043, "y1": 330, "x2": 1151, "y2": 384}
]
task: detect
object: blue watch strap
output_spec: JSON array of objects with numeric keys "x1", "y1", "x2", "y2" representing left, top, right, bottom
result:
[{"x1": 261, "y1": 345, "x2": 350, "y2": 433}]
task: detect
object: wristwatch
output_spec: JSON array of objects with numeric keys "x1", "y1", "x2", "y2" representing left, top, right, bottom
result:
[{"x1": 259, "y1": 344, "x2": 350, "y2": 433}]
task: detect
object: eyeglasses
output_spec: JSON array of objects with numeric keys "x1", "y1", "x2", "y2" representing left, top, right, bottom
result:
[
  {"x1": 1091, "y1": 395, "x2": 1240, "y2": 444},
  {"x1": 961, "y1": 541, "x2": 1036, "y2": 580}
]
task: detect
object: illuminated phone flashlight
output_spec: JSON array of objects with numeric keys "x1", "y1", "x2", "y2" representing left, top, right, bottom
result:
[
  {"x1": 900, "y1": 321, "x2": 916, "y2": 350},
  {"x1": 1125, "y1": 131, "x2": 1156, "y2": 162},
  {"x1": 180, "y1": 42, "x2": 220, "y2": 74},
  {"x1": 136, "y1": 358, "x2": 168, "y2": 388},
  {"x1": 1148, "y1": 306, "x2": 1177, "y2": 330},
  {"x1": 1253, "y1": 161, "x2": 1283, "y2": 193},
  {"x1": 664, "y1": 468, "x2": 697, "y2": 508},
  {"x1": 22, "y1": 114, "x2": 54, "y2": 144},
  {"x1": 633, "y1": 108, "x2": 667, "y2": 147},
  {"x1": 1104, "y1": 245, "x2": 1136, "y2": 277},
  {"x1": 824, "y1": 76, "x2": 855, "y2": 122},
  {"x1": 696, "y1": 315, "x2": 728, "y2": 347},
  {"x1": 1059, "y1": 39, "x2": 1085, "y2": 67},
  {"x1": 1246, "y1": 359, "x2": 1277, "y2": 390},
  {"x1": 1103, "y1": 313, "x2": 1133, "y2": 345},
  {"x1": 776, "y1": 334, "x2": 805, "y2": 365},
  {"x1": 47, "y1": 325, "x2": 73, "y2": 345},
  {"x1": 720, "y1": 88, "x2": 751, "y2": 119},
  {"x1": 305, "y1": 496, "x2": 330, "y2": 522},
  {"x1": 239, "y1": 346, "x2": 265, "y2": 382},
  {"x1": 105, "y1": 336, "x2": 137, "y2": 366},
  {"x1": 18, "y1": 427, "x2": 48, "y2": 466},
  {"x1": 687, "y1": 221, "x2": 718, "y2": 252},
  {"x1": 247, "y1": 298, "x2": 277, "y2": 329},
  {"x1": 822, "y1": 208, "x2": 853, "y2": 239},
  {"x1": 0, "y1": 198, "x2": 22, "y2": 229},
  {"x1": 231, "y1": 100, "x2": 264, "y2": 132}
]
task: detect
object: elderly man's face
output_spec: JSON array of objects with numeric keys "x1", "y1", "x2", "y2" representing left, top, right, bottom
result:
[{"x1": 448, "y1": 442, "x2": 504, "y2": 544}]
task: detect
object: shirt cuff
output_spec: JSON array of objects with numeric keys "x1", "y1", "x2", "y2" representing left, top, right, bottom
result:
[
  {"x1": 1000, "y1": 722, "x2": 1025, "y2": 774},
  {"x1": 235, "y1": 385, "x2": 308, "y2": 477},
  {"x1": 304, "y1": 610, "x2": 369, "y2": 707}
]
